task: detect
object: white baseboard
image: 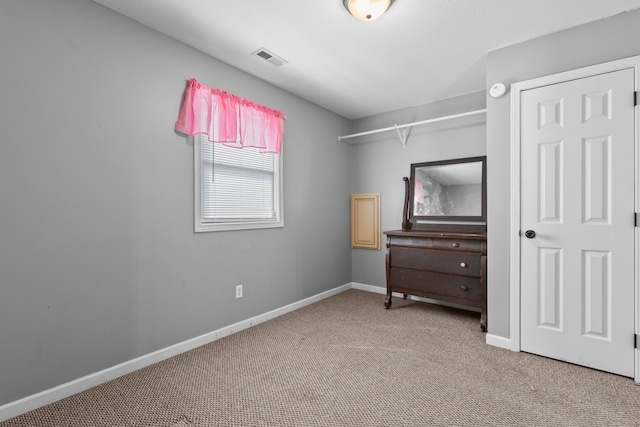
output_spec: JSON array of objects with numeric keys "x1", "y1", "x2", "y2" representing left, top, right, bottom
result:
[
  {"x1": 0, "y1": 283, "x2": 352, "y2": 422},
  {"x1": 351, "y1": 282, "x2": 386, "y2": 294},
  {"x1": 486, "y1": 333, "x2": 512, "y2": 350}
]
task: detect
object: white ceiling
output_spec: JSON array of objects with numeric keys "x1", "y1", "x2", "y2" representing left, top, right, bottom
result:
[{"x1": 93, "y1": 0, "x2": 640, "y2": 120}]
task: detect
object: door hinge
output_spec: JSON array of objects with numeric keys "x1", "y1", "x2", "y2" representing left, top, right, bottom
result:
[
  {"x1": 635, "y1": 91, "x2": 638, "y2": 107},
  {"x1": 635, "y1": 212, "x2": 639, "y2": 227},
  {"x1": 635, "y1": 334, "x2": 638, "y2": 349}
]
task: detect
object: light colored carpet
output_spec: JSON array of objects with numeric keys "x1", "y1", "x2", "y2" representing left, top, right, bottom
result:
[{"x1": 2, "y1": 289, "x2": 639, "y2": 426}]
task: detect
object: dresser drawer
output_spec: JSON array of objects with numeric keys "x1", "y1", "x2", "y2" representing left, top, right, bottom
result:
[
  {"x1": 389, "y1": 268, "x2": 481, "y2": 304},
  {"x1": 429, "y1": 238, "x2": 485, "y2": 254},
  {"x1": 390, "y1": 246, "x2": 481, "y2": 277},
  {"x1": 387, "y1": 235, "x2": 485, "y2": 254}
]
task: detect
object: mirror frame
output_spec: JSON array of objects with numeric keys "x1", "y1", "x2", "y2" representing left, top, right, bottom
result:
[{"x1": 403, "y1": 156, "x2": 487, "y2": 232}]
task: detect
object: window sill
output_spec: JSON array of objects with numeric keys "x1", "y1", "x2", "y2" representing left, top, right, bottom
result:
[{"x1": 195, "y1": 219, "x2": 284, "y2": 233}]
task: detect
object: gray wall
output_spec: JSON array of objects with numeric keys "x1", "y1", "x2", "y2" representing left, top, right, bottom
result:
[
  {"x1": 0, "y1": 0, "x2": 352, "y2": 405},
  {"x1": 486, "y1": 9, "x2": 640, "y2": 338},
  {"x1": 349, "y1": 92, "x2": 487, "y2": 288}
]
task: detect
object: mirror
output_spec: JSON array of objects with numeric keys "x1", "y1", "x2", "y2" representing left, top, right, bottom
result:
[{"x1": 405, "y1": 156, "x2": 486, "y2": 230}]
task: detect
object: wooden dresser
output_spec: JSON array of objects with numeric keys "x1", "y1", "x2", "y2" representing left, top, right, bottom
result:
[{"x1": 384, "y1": 230, "x2": 487, "y2": 331}]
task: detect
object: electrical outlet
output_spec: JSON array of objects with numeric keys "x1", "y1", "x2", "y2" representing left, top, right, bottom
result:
[{"x1": 235, "y1": 284, "x2": 243, "y2": 299}]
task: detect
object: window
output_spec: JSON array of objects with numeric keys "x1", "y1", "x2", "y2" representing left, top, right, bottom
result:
[
  {"x1": 194, "y1": 135, "x2": 283, "y2": 232},
  {"x1": 174, "y1": 78, "x2": 285, "y2": 232}
]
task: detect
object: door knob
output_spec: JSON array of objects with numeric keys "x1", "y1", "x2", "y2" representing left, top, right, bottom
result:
[{"x1": 524, "y1": 230, "x2": 536, "y2": 239}]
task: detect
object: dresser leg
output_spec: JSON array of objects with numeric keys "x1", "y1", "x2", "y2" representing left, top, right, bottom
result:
[
  {"x1": 384, "y1": 293, "x2": 392, "y2": 309},
  {"x1": 480, "y1": 313, "x2": 487, "y2": 332}
]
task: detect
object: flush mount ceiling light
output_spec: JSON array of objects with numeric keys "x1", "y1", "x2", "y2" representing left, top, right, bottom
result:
[{"x1": 343, "y1": 0, "x2": 396, "y2": 21}]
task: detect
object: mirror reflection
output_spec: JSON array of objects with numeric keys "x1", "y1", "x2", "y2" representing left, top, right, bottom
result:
[{"x1": 413, "y1": 161, "x2": 483, "y2": 217}]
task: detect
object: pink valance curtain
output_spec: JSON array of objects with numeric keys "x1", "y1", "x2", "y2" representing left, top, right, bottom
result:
[{"x1": 174, "y1": 78, "x2": 285, "y2": 155}]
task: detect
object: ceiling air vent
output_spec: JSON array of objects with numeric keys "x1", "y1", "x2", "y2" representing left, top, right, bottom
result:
[{"x1": 252, "y1": 48, "x2": 288, "y2": 67}]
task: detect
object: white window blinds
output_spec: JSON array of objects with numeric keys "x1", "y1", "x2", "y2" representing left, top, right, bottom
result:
[{"x1": 200, "y1": 138, "x2": 278, "y2": 221}]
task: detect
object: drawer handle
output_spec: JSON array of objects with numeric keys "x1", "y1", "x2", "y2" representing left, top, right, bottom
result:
[
  {"x1": 460, "y1": 262, "x2": 467, "y2": 268},
  {"x1": 452, "y1": 242, "x2": 460, "y2": 248},
  {"x1": 460, "y1": 285, "x2": 468, "y2": 292}
]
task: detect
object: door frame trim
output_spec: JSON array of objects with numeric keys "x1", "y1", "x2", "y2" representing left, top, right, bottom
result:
[{"x1": 509, "y1": 55, "x2": 640, "y2": 382}]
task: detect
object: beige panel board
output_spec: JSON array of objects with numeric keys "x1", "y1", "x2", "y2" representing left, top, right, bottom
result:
[{"x1": 351, "y1": 194, "x2": 380, "y2": 250}]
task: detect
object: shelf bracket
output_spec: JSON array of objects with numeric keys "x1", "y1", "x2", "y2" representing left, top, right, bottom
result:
[{"x1": 394, "y1": 125, "x2": 408, "y2": 148}]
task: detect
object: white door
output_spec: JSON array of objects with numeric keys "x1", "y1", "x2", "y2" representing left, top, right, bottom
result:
[{"x1": 520, "y1": 68, "x2": 636, "y2": 377}]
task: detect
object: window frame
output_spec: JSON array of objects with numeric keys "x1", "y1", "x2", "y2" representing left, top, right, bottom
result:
[{"x1": 194, "y1": 135, "x2": 284, "y2": 233}]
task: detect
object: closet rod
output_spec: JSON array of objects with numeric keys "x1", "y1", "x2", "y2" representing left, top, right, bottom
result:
[{"x1": 337, "y1": 108, "x2": 486, "y2": 142}]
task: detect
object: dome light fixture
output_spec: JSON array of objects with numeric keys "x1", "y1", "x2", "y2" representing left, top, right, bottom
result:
[{"x1": 343, "y1": 0, "x2": 396, "y2": 21}]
